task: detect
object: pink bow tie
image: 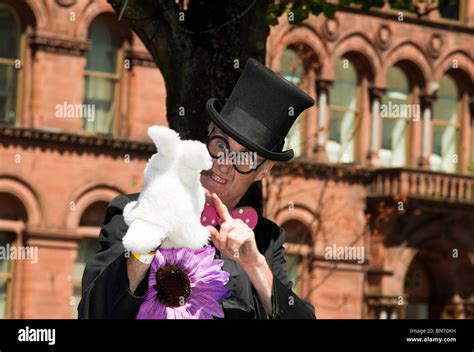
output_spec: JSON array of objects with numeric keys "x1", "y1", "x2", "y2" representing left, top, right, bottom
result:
[{"x1": 200, "y1": 203, "x2": 258, "y2": 229}]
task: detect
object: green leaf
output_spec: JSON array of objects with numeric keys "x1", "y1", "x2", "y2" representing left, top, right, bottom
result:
[
  {"x1": 309, "y1": 2, "x2": 323, "y2": 15},
  {"x1": 289, "y1": 6, "x2": 310, "y2": 24},
  {"x1": 267, "y1": 2, "x2": 286, "y2": 17},
  {"x1": 339, "y1": 0, "x2": 353, "y2": 6},
  {"x1": 323, "y1": 3, "x2": 336, "y2": 19},
  {"x1": 266, "y1": 13, "x2": 279, "y2": 26}
]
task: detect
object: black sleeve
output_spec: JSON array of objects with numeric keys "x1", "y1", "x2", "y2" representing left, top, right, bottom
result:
[
  {"x1": 269, "y1": 227, "x2": 316, "y2": 319},
  {"x1": 78, "y1": 194, "x2": 149, "y2": 319}
]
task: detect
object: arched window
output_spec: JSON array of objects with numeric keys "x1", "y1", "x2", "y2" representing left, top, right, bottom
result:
[
  {"x1": 327, "y1": 59, "x2": 358, "y2": 163},
  {"x1": 0, "y1": 3, "x2": 21, "y2": 124},
  {"x1": 0, "y1": 192, "x2": 28, "y2": 319},
  {"x1": 0, "y1": 232, "x2": 16, "y2": 319},
  {"x1": 83, "y1": 15, "x2": 122, "y2": 134},
  {"x1": 71, "y1": 238, "x2": 100, "y2": 318},
  {"x1": 79, "y1": 201, "x2": 108, "y2": 226},
  {"x1": 380, "y1": 67, "x2": 409, "y2": 167},
  {"x1": 281, "y1": 48, "x2": 309, "y2": 158},
  {"x1": 404, "y1": 258, "x2": 432, "y2": 319},
  {"x1": 281, "y1": 220, "x2": 312, "y2": 295},
  {"x1": 71, "y1": 201, "x2": 108, "y2": 317},
  {"x1": 431, "y1": 75, "x2": 459, "y2": 173}
]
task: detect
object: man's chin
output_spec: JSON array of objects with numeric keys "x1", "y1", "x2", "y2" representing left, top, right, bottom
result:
[{"x1": 201, "y1": 174, "x2": 230, "y2": 203}]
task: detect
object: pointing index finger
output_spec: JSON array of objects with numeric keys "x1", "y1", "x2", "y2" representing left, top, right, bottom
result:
[{"x1": 211, "y1": 193, "x2": 232, "y2": 222}]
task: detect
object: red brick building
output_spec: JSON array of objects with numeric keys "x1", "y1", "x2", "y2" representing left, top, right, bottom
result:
[{"x1": 0, "y1": 0, "x2": 473, "y2": 318}]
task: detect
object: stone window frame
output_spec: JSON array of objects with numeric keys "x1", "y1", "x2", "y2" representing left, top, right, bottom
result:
[
  {"x1": 83, "y1": 14, "x2": 125, "y2": 137},
  {"x1": 0, "y1": 2, "x2": 26, "y2": 126},
  {"x1": 431, "y1": 74, "x2": 462, "y2": 173},
  {"x1": 327, "y1": 58, "x2": 360, "y2": 164}
]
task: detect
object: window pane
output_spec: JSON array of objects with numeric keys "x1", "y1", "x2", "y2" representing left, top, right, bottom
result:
[
  {"x1": 439, "y1": 0, "x2": 460, "y2": 20},
  {"x1": 284, "y1": 117, "x2": 302, "y2": 157},
  {"x1": 328, "y1": 60, "x2": 357, "y2": 163},
  {"x1": 73, "y1": 239, "x2": 100, "y2": 279},
  {"x1": 387, "y1": 67, "x2": 409, "y2": 93},
  {"x1": 432, "y1": 126, "x2": 443, "y2": 156},
  {"x1": 0, "y1": 64, "x2": 18, "y2": 123},
  {"x1": 281, "y1": 48, "x2": 308, "y2": 157},
  {"x1": 0, "y1": 4, "x2": 20, "y2": 59},
  {"x1": 86, "y1": 17, "x2": 121, "y2": 73},
  {"x1": 84, "y1": 76, "x2": 115, "y2": 134},
  {"x1": 328, "y1": 110, "x2": 355, "y2": 163},
  {"x1": 431, "y1": 75, "x2": 458, "y2": 173},
  {"x1": 0, "y1": 232, "x2": 15, "y2": 319},
  {"x1": 391, "y1": 119, "x2": 407, "y2": 166},
  {"x1": 284, "y1": 253, "x2": 302, "y2": 291},
  {"x1": 380, "y1": 67, "x2": 409, "y2": 167},
  {"x1": 280, "y1": 48, "x2": 303, "y2": 84},
  {"x1": 431, "y1": 125, "x2": 456, "y2": 172},
  {"x1": 434, "y1": 76, "x2": 457, "y2": 124},
  {"x1": 72, "y1": 238, "x2": 100, "y2": 318},
  {"x1": 380, "y1": 119, "x2": 407, "y2": 167},
  {"x1": 329, "y1": 113, "x2": 341, "y2": 144}
]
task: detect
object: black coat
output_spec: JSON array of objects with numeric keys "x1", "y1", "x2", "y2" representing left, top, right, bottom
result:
[{"x1": 78, "y1": 193, "x2": 316, "y2": 319}]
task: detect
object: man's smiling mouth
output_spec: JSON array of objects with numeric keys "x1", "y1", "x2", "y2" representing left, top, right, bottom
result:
[
  {"x1": 210, "y1": 171, "x2": 228, "y2": 185},
  {"x1": 203, "y1": 170, "x2": 229, "y2": 185}
]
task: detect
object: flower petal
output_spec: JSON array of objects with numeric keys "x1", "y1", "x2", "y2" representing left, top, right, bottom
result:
[{"x1": 136, "y1": 299, "x2": 166, "y2": 319}]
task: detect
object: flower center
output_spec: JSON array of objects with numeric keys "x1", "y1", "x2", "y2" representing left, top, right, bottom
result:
[{"x1": 153, "y1": 265, "x2": 191, "y2": 307}]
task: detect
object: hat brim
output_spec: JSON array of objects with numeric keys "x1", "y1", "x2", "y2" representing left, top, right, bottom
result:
[{"x1": 206, "y1": 98, "x2": 294, "y2": 162}]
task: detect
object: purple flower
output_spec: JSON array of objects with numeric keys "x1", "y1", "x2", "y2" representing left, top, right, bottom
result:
[{"x1": 136, "y1": 246, "x2": 231, "y2": 319}]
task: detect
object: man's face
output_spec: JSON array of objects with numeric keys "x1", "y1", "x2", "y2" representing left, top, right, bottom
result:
[{"x1": 200, "y1": 124, "x2": 274, "y2": 210}]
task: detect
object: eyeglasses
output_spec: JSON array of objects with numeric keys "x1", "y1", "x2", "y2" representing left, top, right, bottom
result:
[{"x1": 206, "y1": 129, "x2": 266, "y2": 175}]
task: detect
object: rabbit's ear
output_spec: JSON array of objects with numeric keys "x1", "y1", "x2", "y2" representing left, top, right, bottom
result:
[
  {"x1": 180, "y1": 140, "x2": 213, "y2": 170},
  {"x1": 147, "y1": 126, "x2": 180, "y2": 157}
]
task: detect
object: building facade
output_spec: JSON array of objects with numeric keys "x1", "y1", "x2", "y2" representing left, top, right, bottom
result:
[{"x1": 0, "y1": 0, "x2": 473, "y2": 318}]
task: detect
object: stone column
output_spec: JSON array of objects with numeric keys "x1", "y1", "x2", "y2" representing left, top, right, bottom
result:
[
  {"x1": 312, "y1": 79, "x2": 333, "y2": 162},
  {"x1": 464, "y1": 0, "x2": 474, "y2": 26},
  {"x1": 418, "y1": 94, "x2": 437, "y2": 169},
  {"x1": 367, "y1": 87, "x2": 386, "y2": 166},
  {"x1": 305, "y1": 70, "x2": 318, "y2": 158},
  {"x1": 460, "y1": 92, "x2": 472, "y2": 173}
]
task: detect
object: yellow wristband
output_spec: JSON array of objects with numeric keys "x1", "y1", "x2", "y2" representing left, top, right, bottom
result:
[{"x1": 132, "y1": 252, "x2": 155, "y2": 264}]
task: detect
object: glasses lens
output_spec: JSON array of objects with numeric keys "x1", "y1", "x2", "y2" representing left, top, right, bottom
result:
[
  {"x1": 207, "y1": 137, "x2": 228, "y2": 159},
  {"x1": 234, "y1": 155, "x2": 257, "y2": 173},
  {"x1": 207, "y1": 136, "x2": 263, "y2": 174}
]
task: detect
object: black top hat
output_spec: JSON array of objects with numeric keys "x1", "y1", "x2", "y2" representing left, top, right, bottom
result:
[{"x1": 206, "y1": 58, "x2": 315, "y2": 162}]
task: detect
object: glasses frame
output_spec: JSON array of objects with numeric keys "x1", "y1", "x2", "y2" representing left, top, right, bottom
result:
[{"x1": 206, "y1": 128, "x2": 267, "y2": 175}]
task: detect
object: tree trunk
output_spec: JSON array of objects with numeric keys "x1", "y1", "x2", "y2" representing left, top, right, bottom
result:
[
  {"x1": 108, "y1": 0, "x2": 270, "y2": 140},
  {"x1": 108, "y1": 0, "x2": 271, "y2": 213}
]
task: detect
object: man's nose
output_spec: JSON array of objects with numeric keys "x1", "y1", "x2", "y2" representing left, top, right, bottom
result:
[{"x1": 215, "y1": 157, "x2": 232, "y2": 173}]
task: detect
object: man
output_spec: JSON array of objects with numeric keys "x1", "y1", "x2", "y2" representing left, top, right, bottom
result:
[{"x1": 79, "y1": 59, "x2": 316, "y2": 319}]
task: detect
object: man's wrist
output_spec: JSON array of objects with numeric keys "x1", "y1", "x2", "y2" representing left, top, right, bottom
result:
[
  {"x1": 241, "y1": 253, "x2": 274, "y2": 314},
  {"x1": 131, "y1": 251, "x2": 155, "y2": 265},
  {"x1": 241, "y1": 253, "x2": 267, "y2": 272}
]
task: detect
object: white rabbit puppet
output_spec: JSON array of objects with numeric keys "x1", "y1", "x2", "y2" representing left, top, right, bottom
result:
[{"x1": 122, "y1": 126, "x2": 213, "y2": 254}]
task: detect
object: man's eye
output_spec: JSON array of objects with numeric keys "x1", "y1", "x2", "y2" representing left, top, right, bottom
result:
[{"x1": 217, "y1": 142, "x2": 226, "y2": 149}]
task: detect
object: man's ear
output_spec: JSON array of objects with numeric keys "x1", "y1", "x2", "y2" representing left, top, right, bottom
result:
[{"x1": 254, "y1": 161, "x2": 275, "y2": 182}]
